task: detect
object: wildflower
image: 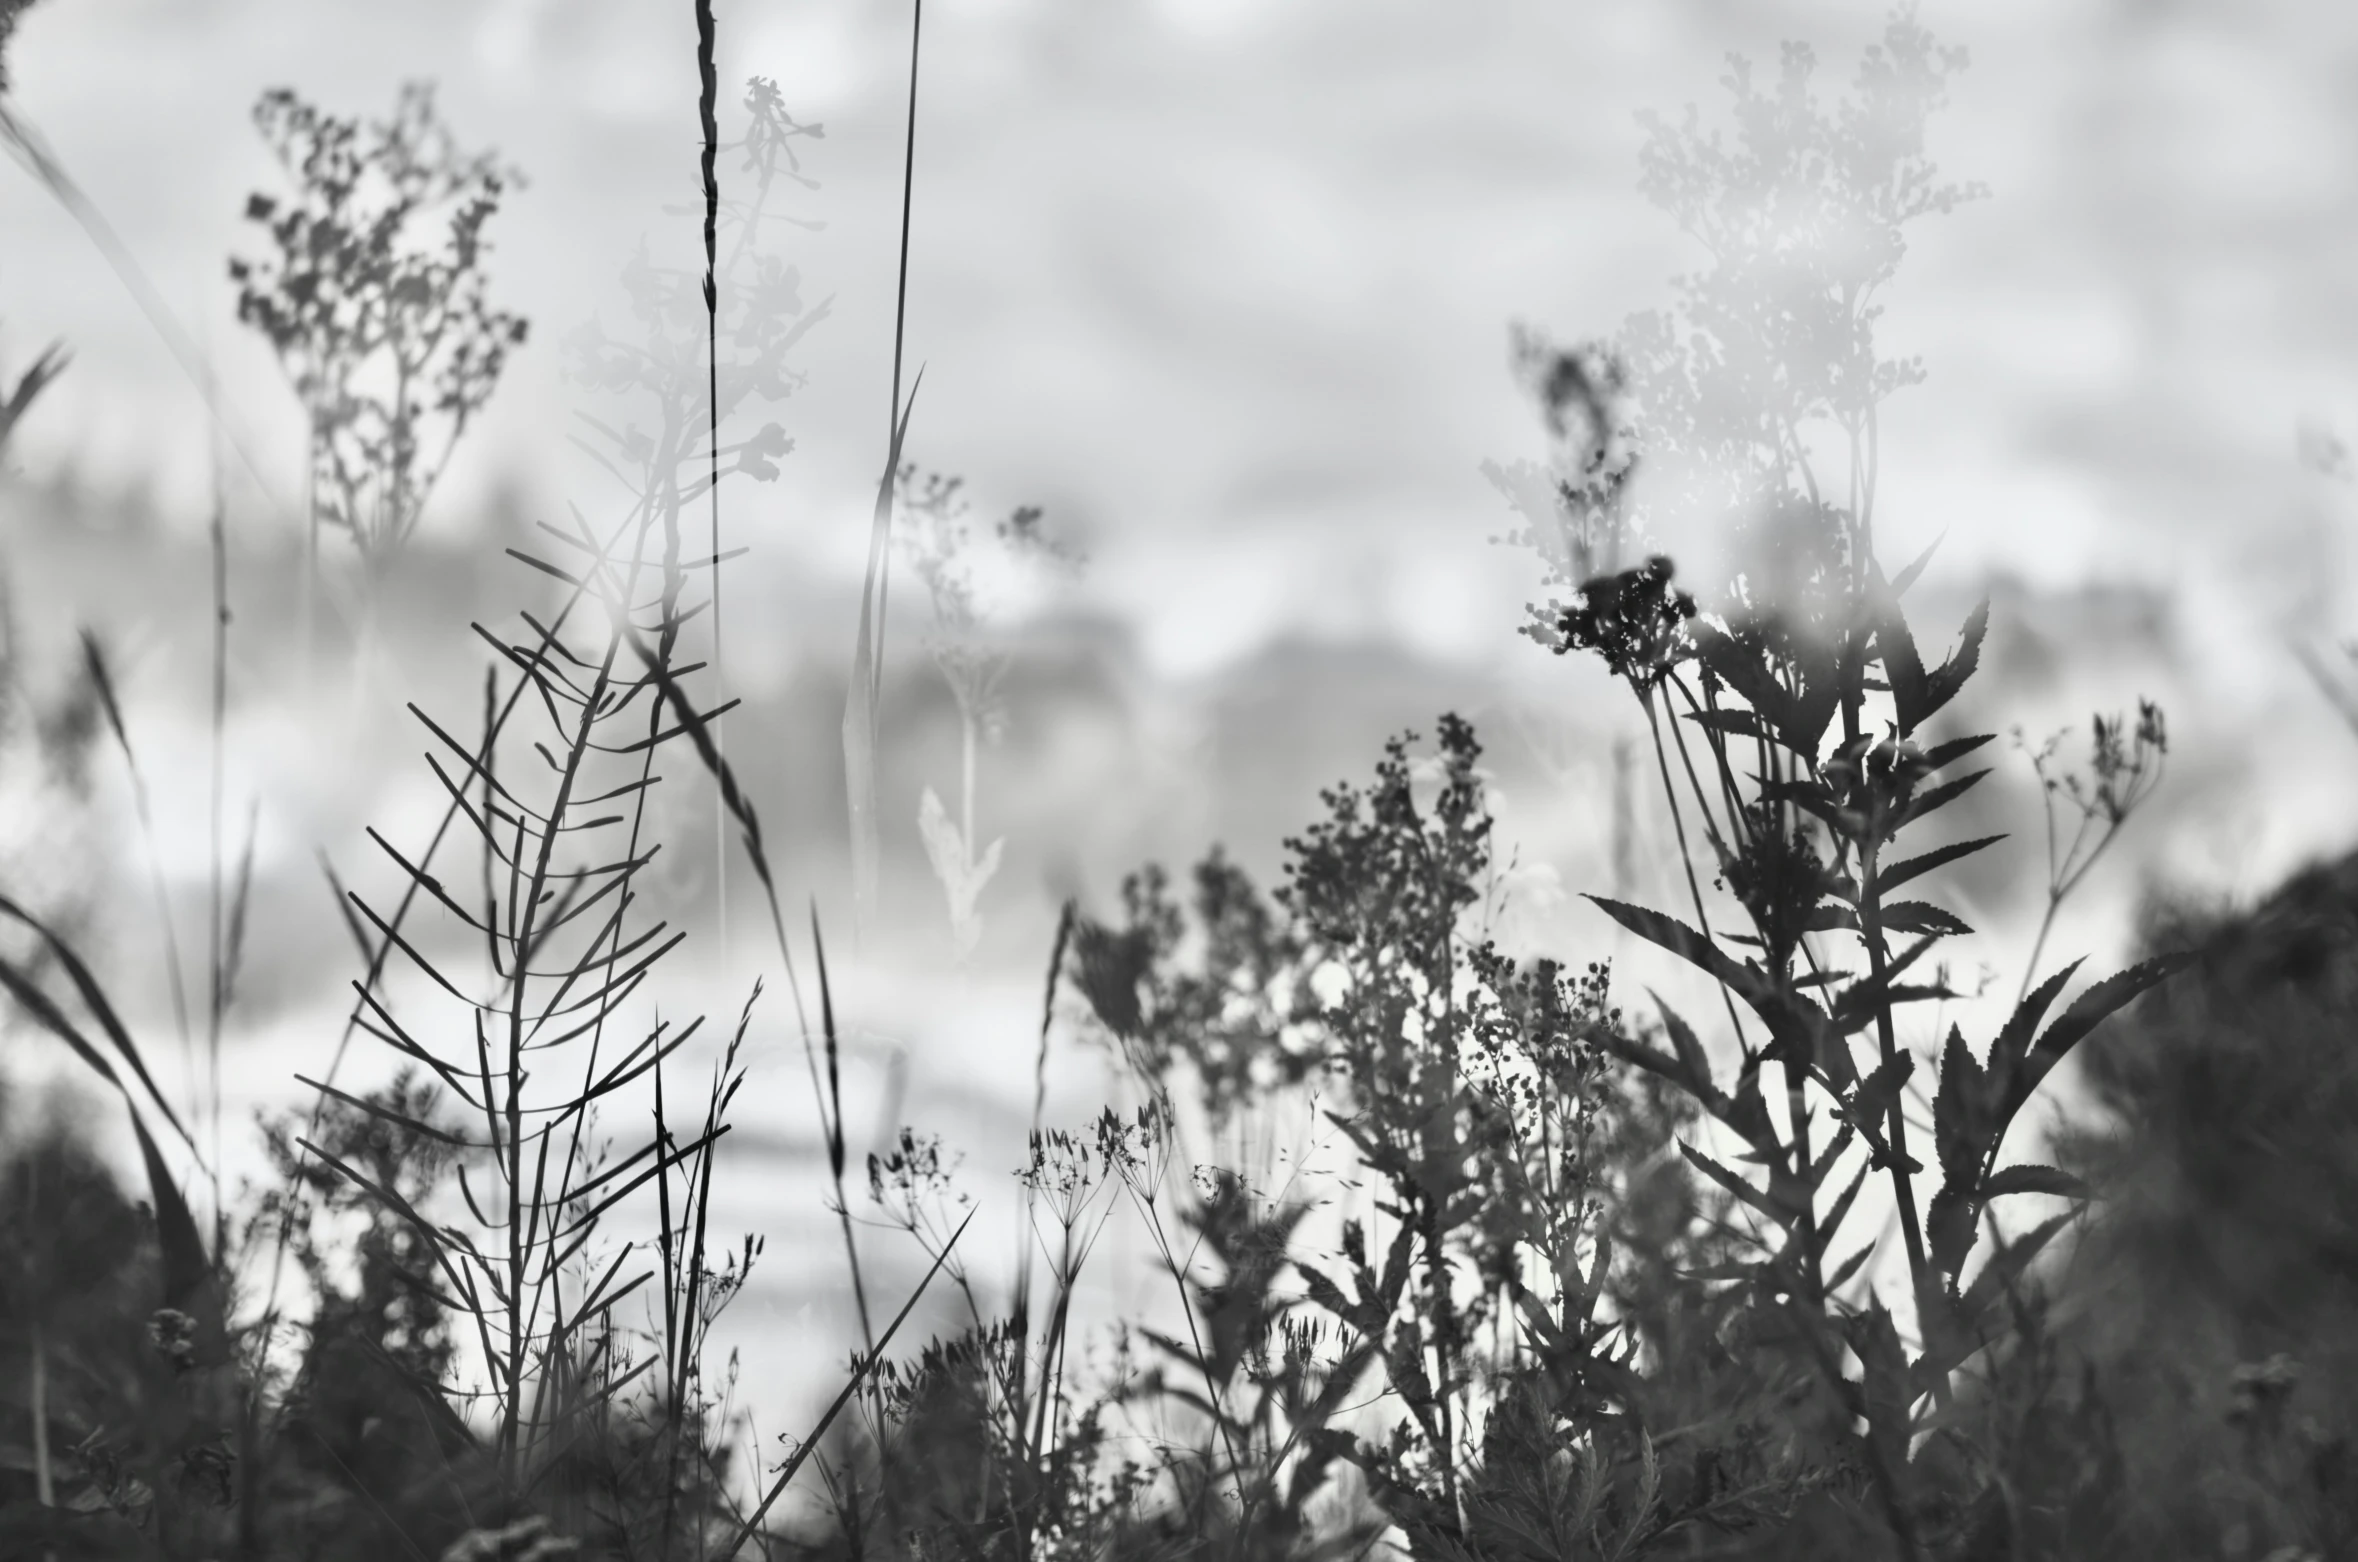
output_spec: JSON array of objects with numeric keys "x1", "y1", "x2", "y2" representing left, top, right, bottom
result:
[{"x1": 1553, "y1": 554, "x2": 1696, "y2": 688}]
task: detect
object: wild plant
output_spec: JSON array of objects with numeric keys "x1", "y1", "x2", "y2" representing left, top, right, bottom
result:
[
  {"x1": 826, "y1": 1095, "x2": 1148, "y2": 1561},
  {"x1": 0, "y1": 1108, "x2": 240, "y2": 1559},
  {"x1": 895, "y1": 466, "x2": 1079, "y2": 963},
  {"x1": 1062, "y1": 722, "x2": 1810, "y2": 1558},
  {"x1": 2010, "y1": 703, "x2": 2167, "y2": 998},
  {"x1": 230, "y1": 82, "x2": 529, "y2": 573},
  {"x1": 1492, "y1": 9, "x2": 2188, "y2": 1555}
]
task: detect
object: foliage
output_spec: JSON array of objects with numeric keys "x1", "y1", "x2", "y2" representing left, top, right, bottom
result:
[
  {"x1": 5, "y1": 7, "x2": 2355, "y2": 1562},
  {"x1": 231, "y1": 82, "x2": 528, "y2": 559}
]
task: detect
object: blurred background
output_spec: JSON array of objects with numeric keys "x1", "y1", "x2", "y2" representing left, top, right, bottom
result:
[{"x1": 1, "y1": 0, "x2": 2356, "y2": 1424}]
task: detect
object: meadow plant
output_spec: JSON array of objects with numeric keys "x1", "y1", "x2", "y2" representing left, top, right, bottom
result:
[
  {"x1": 895, "y1": 466, "x2": 1078, "y2": 963},
  {"x1": 231, "y1": 83, "x2": 528, "y2": 569},
  {"x1": 6, "y1": 5, "x2": 2351, "y2": 1560}
]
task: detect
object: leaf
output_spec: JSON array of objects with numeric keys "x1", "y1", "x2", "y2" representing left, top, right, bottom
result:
[
  {"x1": 1893, "y1": 766, "x2": 1991, "y2": 831},
  {"x1": 1680, "y1": 1141, "x2": 1802, "y2": 1228},
  {"x1": 1879, "y1": 900, "x2": 1972, "y2": 938},
  {"x1": 917, "y1": 787, "x2": 1004, "y2": 959},
  {"x1": 0, "y1": 928, "x2": 217, "y2": 1351},
  {"x1": 1878, "y1": 592, "x2": 1932, "y2": 737},
  {"x1": 843, "y1": 371, "x2": 926, "y2": 938},
  {"x1": 1589, "y1": 897, "x2": 1835, "y2": 1082},
  {"x1": 1922, "y1": 599, "x2": 1990, "y2": 724},
  {"x1": 1652, "y1": 992, "x2": 1714, "y2": 1095},
  {"x1": 1818, "y1": 1158, "x2": 1872, "y2": 1243},
  {"x1": 1876, "y1": 834, "x2": 2005, "y2": 895},
  {"x1": 1919, "y1": 732, "x2": 1996, "y2": 773},
  {"x1": 1683, "y1": 706, "x2": 1768, "y2": 741},
  {"x1": 2026, "y1": 953, "x2": 2192, "y2": 1074},
  {"x1": 0, "y1": 893, "x2": 194, "y2": 1149},
  {"x1": 1980, "y1": 1163, "x2": 2090, "y2": 1202},
  {"x1": 1295, "y1": 1260, "x2": 1364, "y2": 1335},
  {"x1": 1953, "y1": 1210, "x2": 2074, "y2": 1345},
  {"x1": 1890, "y1": 533, "x2": 1944, "y2": 597},
  {"x1": 1823, "y1": 1240, "x2": 1876, "y2": 1295},
  {"x1": 1848, "y1": 1298, "x2": 1916, "y2": 1479},
  {"x1": 1588, "y1": 897, "x2": 1744, "y2": 985},
  {"x1": 1990, "y1": 960, "x2": 2084, "y2": 1084},
  {"x1": 130, "y1": 1109, "x2": 217, "y2": 1334}
]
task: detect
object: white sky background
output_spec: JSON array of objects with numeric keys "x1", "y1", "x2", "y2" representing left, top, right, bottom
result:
[{"x1": 6, "y1": 0, "x2": 2358, "y2": 1461}]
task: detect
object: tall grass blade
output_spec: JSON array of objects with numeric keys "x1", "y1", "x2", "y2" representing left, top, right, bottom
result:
[
  {"x1": 843, "y1": 0, "x2": 926, "y2": 941},
  {"x1": 809, "y1": 905, "x2": 875, "y2": 1350},
  {"x1": 720, "y1": 1206, "x2": 972, "y2": 1560},
  {"x1": 0, "y1": 101, "x2": 290, "y2": 520}
]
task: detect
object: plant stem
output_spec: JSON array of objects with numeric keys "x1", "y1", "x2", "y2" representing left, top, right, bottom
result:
[
  {"x1": 1637, "y1": 689, "x2": 1753, "y2": 1060},
  {"x1": 1857, "y1": 840, "x2": 1941, "y2": 1372}
]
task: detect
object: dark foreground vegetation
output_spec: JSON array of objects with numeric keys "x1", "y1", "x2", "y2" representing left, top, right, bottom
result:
[{"x1": 0, "y1": 4, "x2": 2351, "y2": 1559}]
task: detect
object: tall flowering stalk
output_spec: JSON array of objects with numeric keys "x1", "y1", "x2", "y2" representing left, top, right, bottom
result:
[{"x1": 896, "y1": 466, "x2": 1077, "y2": 963}]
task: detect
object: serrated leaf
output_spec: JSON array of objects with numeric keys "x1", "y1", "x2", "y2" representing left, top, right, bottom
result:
[
  {"x1": 1879, "y1": 594, "x2": 1932, "y2": 736},
  {"x1": 1880, "y1": 900, "x2": 1972, "y2": 937},
  {"x1": 1923, "y1": 600, "x2": 1990, "y2": 724},
  {"x1": 1877, "y1": 833, "x2": 2005, "y2": 895},
  {"x1": 2026, "y1": 953, "x2": 2192, "y2": 1073},
  {"x1": 1684, "y1": 705, "x2": 1768, "y2": 740},
  {"x1": 1804, "y1": 903, "x2": 1862, "y2": 933},
  {"x1": 1588, "y1": 897, "x2": 1747, "y2": 987},
  {"x1": 1991, "y1": 960, "x2": 2083, "y2": 1082},
  {"x1": 1894, "y1": 766, "x2": 1992, "y2": 831},
  {"x1": 1653, "y1": 992, "x2": 1714, "y2": 1095},
  {"x1": 1823, "y1": 1240, "x2": 1876, "y2": 1295},
  {"x1": 1920, "y1": 732, "x2": 1996, "y2": 772},
  {"x1": 1590, "y1": 896, "x2": 1838, "y2": 1089}
]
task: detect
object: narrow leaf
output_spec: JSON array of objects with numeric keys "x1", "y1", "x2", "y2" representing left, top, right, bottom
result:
[
  {"x1": 1981, "y1": 1163, "x2": 2090, "y2": 1202},
  {"x1": 1876, "y1": 834, "x2": 2005, "y2": 895}
]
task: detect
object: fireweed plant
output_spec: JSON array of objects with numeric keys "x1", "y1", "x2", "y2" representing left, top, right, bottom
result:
[{"x1": 894, "y1": 466, "x2": 1080, "y2": 964}]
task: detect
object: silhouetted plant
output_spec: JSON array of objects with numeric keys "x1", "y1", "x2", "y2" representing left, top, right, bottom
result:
[
  {"x1": 231, "y1": 81, "x2": 528, "y2": 565},
  {"x1": 1490, "y1": 10, "x2": 2188, "y2": 1558}
]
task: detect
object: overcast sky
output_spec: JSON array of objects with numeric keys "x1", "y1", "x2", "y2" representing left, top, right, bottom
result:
[{"x1": 6, "y1": 0, "x2": 2354, "y2": 675}]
